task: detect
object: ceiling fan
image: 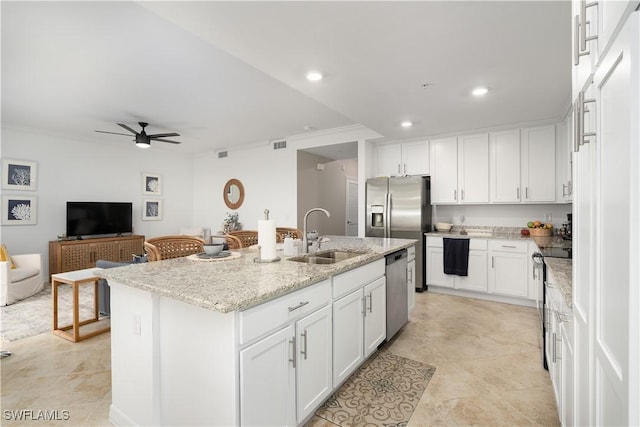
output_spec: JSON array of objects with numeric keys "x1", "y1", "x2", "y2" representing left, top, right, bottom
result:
[{"x1": 95, "y1": 122, "x2": 182, "y2": 148}]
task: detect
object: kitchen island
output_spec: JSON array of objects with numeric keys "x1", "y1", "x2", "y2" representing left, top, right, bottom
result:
[{"x1": 98, "y1": 236, "x2": 416, "y2": 427}]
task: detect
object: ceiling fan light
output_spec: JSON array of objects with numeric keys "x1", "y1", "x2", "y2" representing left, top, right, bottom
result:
[{"x1": 136, "y1": 141, "x2": 151, "y2": 148}]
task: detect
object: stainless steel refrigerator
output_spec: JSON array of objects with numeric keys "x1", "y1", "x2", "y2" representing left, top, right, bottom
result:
[{"x1": 365, "y1": 176, "x2": 431, "y2": 290}]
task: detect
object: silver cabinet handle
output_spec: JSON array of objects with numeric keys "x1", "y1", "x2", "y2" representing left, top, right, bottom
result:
[
  {"x1": 300, "y1": 330, "x2": 308, "y2": 360},
  {"x1": 580, "y1": 0, "x2": 598, "y2": 52},
  {"x1": 288, "y1": 301, "x2": 309, "y2": 312},
  {"x1": 525, "y1": 187, "x2": 529, "y2": 199},
  {"x1": 289, "y1": 337, "x2": 296, "y2": 368},
  {"x1": 562, "y1": 183, "x2": 568, "y2": 197},
  {"x1": 491, "y1": 256, "x2": 495, "y2": 268},
  {"x1": 454, "y1": 189, "x2": 457, "y2": 201},
  {"x1": 362, "y1": 296, "x2": 367, "y2": 316},
  {"x1": 368, "y1": 293, "x2": 373, "y2": 313},
  {"x1": 461, "y1": 189, "x2": 465, "y2": 201},
  {"x1": 501, "y1": 245, "x2": 517, "y2": 249},
  {"x1": 403, "y1": 163, "x2": 407, "y2": 175},
  {"x1": 397, "y1": 164, "x2": 401, "y2": 175},
  {"x1": 552, "y1": 332, "x2": 558, "y2": 363},
  {"x1": 516, "y1": 187, "x2": 520, "y2": 200}
]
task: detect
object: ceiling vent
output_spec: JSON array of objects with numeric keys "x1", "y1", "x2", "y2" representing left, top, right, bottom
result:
[
  {"x1": 217, "y1": 150, "x2": 228, "y2": 159},
  {"x1": 273, "y1": 140, "x2": 287, "y2": 150}
]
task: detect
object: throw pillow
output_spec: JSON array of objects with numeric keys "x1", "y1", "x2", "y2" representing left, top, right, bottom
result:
[{"x1": 0, "y1": 244, "x2": 16, "y2": 269}]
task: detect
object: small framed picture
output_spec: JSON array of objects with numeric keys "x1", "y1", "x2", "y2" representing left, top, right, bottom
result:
[
  {"x1": 2, "y1": 195, "x2": 37, "y2": 225},
  {"x1": 142, "y1": 173, "x2": 162, "y2": 195},
  {"x1": 2, "y1": 159, "x2": 37, "y2": 191},
  {"x1": 142, "y1": 198, "x2": 162, "y2": 221}
]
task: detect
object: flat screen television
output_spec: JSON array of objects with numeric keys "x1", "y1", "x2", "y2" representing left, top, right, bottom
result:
[{"x1": 66, "y1": 202, "x2": 133, "y2": 238}]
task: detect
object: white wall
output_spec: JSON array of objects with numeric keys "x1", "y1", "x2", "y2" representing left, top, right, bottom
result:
[
  {"x1": 433, "y1": 203, "x2": 572, "y2": 229},
  {"x1": 192, "y1": 125, "x2": 381, "y2": 234},
  {"x1": 0, "y1": 126, "x2": 195, "y2": 275}
]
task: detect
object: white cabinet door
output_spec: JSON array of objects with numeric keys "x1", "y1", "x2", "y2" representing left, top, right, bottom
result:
[
  {"x1": 425, "y1": 247, "x2": 454, "y2": 288},
  {"x1": 489, "y1": 252, "x2": 528, "y2": 298},
  {"x1": 296, "y1": 305, "x2": 333, "y2": 423},
  {"x1": 430, "y1": 137, "x2": 458, "y2": 204},
  {"x1": 561, "y1": 320, "x2": 574, "y2": 427},
  {"x1": 240, "y1": 325, "x2": 295, "y2": 427},
  {"x1": 521, "y1": 125, "x2": 556, "y2": 202},
  {"x1": 363, "y1": 277, "x2": 386, "y2": 357},
  {"x1": 407, "y1": 259, "x2": 416, "y2": 312},
  {"x1": 332, "y1": 288, "x2": 364, "y2": 386},
  {"x1": 455, "y1": 251, "x2": 488, "y2": 292},
  {"x1": 377, "y1": 144, "x2": 403, "y2": 177},
  {"x1": 458, "y1": 133, "x2": 490, "y2": 203},
  {"x1": 403, "y1": 140, "x2": 430, "y2": 176},
  {"x1": 490, "y1": 129, "x2": 521, "y2": 202},
  {"x1": 589, "y1": 14, "x2": 638, "y2": 426}
]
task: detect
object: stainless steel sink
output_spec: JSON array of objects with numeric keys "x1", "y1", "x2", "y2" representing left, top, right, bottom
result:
[{"x1": 288, "y1": 250, "x2": 367, "y2": 264}]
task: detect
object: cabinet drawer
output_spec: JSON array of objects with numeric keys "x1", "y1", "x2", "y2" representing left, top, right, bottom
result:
[
  {"x1": 488, "y1": 240, "x2": 527, "y2": 253},
  {"x1": 426, "y1": 237, "x2": 487, "y2": 251},
  {"x1": 239, "y1": 279, "x2": 331, "y2": 345},
  {"x1": 332, "y1": 259, "x2": 385, "y2": 300}
]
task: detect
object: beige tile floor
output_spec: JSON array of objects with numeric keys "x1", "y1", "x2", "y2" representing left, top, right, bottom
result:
[{"x1": 1, "y1": 292, "x2": 559, "y2": 426}]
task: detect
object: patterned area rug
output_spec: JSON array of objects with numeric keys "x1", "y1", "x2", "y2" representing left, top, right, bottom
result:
[
  {"x1": 0, "y1": 284, "x2": 97, "y2": 342},
  {"x1": 315, "y1": 351, "x2": 436, "y2": 426}
]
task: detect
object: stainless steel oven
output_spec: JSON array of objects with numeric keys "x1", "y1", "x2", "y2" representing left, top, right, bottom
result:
[{"x1": 533, "y1": 246, "x2": 571, "y2": 370}]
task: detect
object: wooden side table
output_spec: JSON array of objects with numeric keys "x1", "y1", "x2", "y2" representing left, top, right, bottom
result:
[{"x1": 51, "y1": 268, "x2": 110, "y2": 342}]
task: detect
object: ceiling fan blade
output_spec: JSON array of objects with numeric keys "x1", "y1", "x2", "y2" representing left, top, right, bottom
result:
[
  {"x1": 95, "y1": 130, "x2": 134, "y2": 136},
  {"x1": 152, "y1": 138, "x2": 182, "y2": 144},
  {"x1": 148, "y1": 132, "x2": 180, "y2": 138},
  {"x1": 117, "y1": 123, "x2": 138, "y2": 134}
]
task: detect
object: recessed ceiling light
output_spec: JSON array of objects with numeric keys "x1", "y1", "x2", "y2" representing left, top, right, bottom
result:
[
  {"x1": 472, "y1": 87, "x2": 489, "y2": 96},
  {"x1": 401, "y1": 121, "x2": 413, "y2": 128},
  {"x1": 306, "y1": 71, "x2": 323, "y2": 82}
]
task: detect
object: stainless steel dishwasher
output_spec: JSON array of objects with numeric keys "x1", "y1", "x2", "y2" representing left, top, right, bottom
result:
[{"x1": 386, "y1": 249, "x2": 408, "y2": 340}]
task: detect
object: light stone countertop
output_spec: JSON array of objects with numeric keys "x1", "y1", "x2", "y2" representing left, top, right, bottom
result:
[
  {"x1": 426, "y1": 226, "x2": 573, "y2": 308},
  {"x1": 97, "y1": 236, "x2": 416, "y2": 314},
  {"x1": 544, "y1": 258, "x2": 573, "y2": 309}
]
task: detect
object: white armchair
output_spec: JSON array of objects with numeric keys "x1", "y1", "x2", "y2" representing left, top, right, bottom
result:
[{"x1": 0, "y1": 253, "x2": 44, "y2": 306}]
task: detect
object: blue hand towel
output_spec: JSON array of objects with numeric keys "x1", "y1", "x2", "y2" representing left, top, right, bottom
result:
[{"x1": 443, "y1": 238, "x2": 470, "y2": 276}]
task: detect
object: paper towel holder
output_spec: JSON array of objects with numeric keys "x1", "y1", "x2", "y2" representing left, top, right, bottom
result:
[{"x1": 223, "y1": 178, "x2": 245, "y2": 210}]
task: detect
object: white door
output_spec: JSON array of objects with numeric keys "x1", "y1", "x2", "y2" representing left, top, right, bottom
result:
[
  {"x1": 591, "y1": 15, "x2": 637, "y2": 425},
  {"x1": 332, "y1": 288, "x2": 364, "y2": 385},
  {"x1": 363, "y1": 277, "x2": 386, "y2": 357},
  {"x1": 296, "y1": 305, "x2": 333, "y2": 423},
  {"x1": 345, "y1": 177, "x2": 358, "y2": 236},
  {"x1": 240, "y1": 325, "x2": 295, "y2": 426}
]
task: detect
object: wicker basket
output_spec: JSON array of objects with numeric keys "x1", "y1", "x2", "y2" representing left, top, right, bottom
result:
[{"x1": 529, "y1": 227, "x2": 553, "y2": 237}]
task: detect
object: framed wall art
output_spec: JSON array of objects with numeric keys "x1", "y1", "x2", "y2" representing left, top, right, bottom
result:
[
  {"x1": 142, "y1": 198, "x2": 162, "y2": 221},
  {"x1": 142, "y1": 173, "x2": 162, "y2": 195},
  {"x1": 2, "y1": 159, "x2": 37, "y2": 191},
  {"x1": 2, "y1": 195, "x2": 37, "y2": 225}
]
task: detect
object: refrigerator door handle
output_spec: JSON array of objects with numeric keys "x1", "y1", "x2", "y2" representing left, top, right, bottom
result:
[{"x1": 385, "y1": 192, "x2": 391, "y2": 238}]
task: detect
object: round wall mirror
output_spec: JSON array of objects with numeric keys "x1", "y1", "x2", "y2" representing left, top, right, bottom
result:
[{"x1": 223, "y1": 178, "x2": 245, "y2": 210}]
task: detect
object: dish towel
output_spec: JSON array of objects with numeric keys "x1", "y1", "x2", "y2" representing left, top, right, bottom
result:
[{"x1": 443, "y1": 238, "x2": 470, "y2": 276}]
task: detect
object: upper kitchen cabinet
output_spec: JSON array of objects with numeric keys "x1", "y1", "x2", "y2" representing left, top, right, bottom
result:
[
  {"x1": 430, "y1": 134, "x2": 489, "y2": 204},
  {"x1": 490, "y1": 129, "x2": 522, "y2": 203},
  {"x1": 490, "y1": 125, "x2": 556, "y2": 203},
  {"x1": 376, "y1": 140, "x2": 429, "y2": 177}
]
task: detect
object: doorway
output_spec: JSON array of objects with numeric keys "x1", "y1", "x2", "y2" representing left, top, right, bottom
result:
[{"x1": 345, "y1": 177, "x2": 358, "y2": 236}]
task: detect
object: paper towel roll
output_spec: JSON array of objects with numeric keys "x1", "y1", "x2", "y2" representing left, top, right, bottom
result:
[{"x1": 258, "y1": 219, "x2": 277, "y2": 260}]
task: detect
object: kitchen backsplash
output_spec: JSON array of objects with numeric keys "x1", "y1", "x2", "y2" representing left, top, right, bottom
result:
[{"x1": 433, "y1": 203, "x2": 572, "y2": 229}]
